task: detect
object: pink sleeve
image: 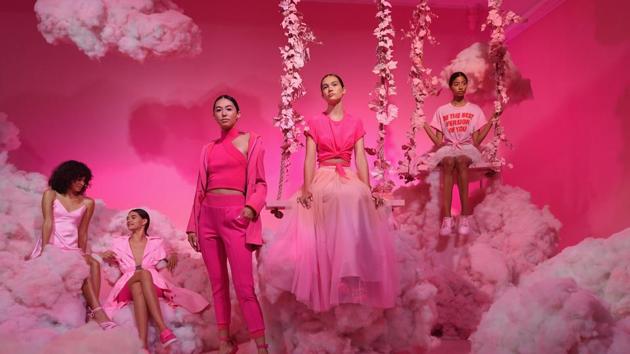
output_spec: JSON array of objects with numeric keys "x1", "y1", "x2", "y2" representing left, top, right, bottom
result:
[
  {"x1": 474, "y1": 106, "x2": 488, "y2": 131},
  {"x1": 430, "y1": 108, "x2": 442, "y2": 132},
  {"x1": 304, "y1": 118, "x2": 318, "y2": 144},
  {"x1": 354, "y1": 118, "x2": 366, "y2": 142},
  {"x1": 155, "y1": 241, "x2": 168, "y2": 261},
  {"x1": 186, "y1": 145, "x2": 208, "y2": 233},
  {"x1": 245, "y1": 141, "x2": 267, "y2": 217}
]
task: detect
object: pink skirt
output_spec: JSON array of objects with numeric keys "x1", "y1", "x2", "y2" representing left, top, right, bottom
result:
[
  {"x1": 428, "y1": 143, "x2": 482, "y2": 168},
  {"x1": 265, "y1": 167, "x2": 398, "y2": 312}
]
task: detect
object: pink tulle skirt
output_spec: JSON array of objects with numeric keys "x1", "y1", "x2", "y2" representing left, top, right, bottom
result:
[
  {"x1": 428, "y1": 143, "x2": 482, "y2": 168},
  {"x1": 265, "y1": 167, "x2": 398, "y2": 312}
]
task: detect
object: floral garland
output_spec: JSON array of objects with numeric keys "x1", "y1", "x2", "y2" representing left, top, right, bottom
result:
[
  {"x1": 367, "y1": 0, "x2": 398, "y2": 194},
  {"x1": 480, "y1": 0, "x2": 521, "y2": 168},
  {"x1": 398, "y1": 0, "x2": 440, "y2": 182},
  {"x1": 274, "y1": 0, "x2": 317, "y2": 199}
]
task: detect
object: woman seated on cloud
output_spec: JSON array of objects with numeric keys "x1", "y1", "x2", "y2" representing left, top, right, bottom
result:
[{"x1": 100, "y1": 208, "x2": 209, "y2": 351}]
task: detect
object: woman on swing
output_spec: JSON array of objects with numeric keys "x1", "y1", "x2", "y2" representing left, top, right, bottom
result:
[
  {"x1": 264, "y1": 73, "x2": 398, "y2": 312},
  {"x1": 424, "y1": 72, "x2": 496, "y2": 236}
]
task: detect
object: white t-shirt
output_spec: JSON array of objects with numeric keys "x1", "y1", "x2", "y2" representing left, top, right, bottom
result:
[{"x1": 430, "y1": 102, "x2": 487, "y2": 145}]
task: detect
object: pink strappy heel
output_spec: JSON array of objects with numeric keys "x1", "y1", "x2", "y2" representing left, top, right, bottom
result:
[
  {"x1": 218, "y1": 334, "x2": 238, "y2": 354},
  {"x1": 87, "y1": 306, "x2": 118, "y2": 330},
  {"x1": 256, "y1": 343, "x2": 269, "y2": 353}
]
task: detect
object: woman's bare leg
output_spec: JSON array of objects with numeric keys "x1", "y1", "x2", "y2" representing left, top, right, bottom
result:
[
  {"x1": 85, "y1": 255, "x2": 101, "y2": 298},
  {"x1": 129, "y1": 281, "x2": 149, "y2": 347},
  {"x1": 455, "y1": 155, "x2": 473, "y2": 215},
  {"x1": 81, "y1": 255, "x2": 111, "y2": 323},
  {"x1": 128, "y1": 270, "x2": 168, "y2": 331},
  {"x1": 441, "y1": 157, "x2": 456, "y2": 217}
]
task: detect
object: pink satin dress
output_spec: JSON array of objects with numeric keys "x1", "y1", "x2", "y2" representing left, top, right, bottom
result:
[{"x1": 31, "y1": 199, "x2": 86, "y2": 258}]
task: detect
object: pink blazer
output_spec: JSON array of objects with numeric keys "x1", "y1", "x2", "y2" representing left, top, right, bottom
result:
[
  {"x1": 103, "y1": 235, "x2": 209, "y2": 318},
  {"x1": 187, "y1": 132, "x2": 267, "y2": 246}
]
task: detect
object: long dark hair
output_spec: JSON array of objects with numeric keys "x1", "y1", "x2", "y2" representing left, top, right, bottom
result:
[
  {"x1": 213, "y1": 94, "x2": 240, "y2": 112},
  {"x1": 130, "y1": 208, "x2": 151, "y2": 235},
  {"x1": 48, "y1": 160, "x2": 92, "y2": 195}
]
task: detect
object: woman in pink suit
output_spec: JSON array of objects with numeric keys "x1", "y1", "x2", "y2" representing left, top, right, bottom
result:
[
  {"x1": 30, "y1": 160, "x2": 117, "y2": 330},
  {"x1": 102, "y1": 209, "x2": 209, "y2": 350},
  {"x1": 264, "y1": 74, "x2": 398, "y2": 312},
  {"x1": 186, "y1": 95, "x2": 268, "y2": 354}
]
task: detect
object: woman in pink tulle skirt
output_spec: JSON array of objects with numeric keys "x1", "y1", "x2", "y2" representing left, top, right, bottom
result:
[{"x1": 265, "y1": 74, "x2": 398, "y2": 312}]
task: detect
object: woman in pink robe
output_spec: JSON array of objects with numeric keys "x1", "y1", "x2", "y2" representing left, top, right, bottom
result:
[{"x1": 102, "y1": 209, "x2": 209, "y2": 350}]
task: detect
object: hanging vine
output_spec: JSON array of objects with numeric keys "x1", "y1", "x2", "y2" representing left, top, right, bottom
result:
[
  {"x1": 368, "y1": 0, "x2": 398, "y2": 194},
  {"x1": 274, "y1": 0, "x2": 317, "y2": 201},
  {"x1": 480, "y1": 0, "x2": 521, "y2": 169},
  {"x1": 398, "y1": 0, "x2": 440, "y2": 182}
]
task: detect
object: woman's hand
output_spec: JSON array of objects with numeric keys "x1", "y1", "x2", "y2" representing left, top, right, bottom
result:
[
  {"x1": 372, "y1": 193, "x2": 385, "y2": 209},
  {"x1": 187, "y1": 232, "x2": 200, "y2": 252},
  {"x1": 166, "y1": 253, "x2": 178, "y2": 271},
  {"x1": 241, "y1": 206, "x2": 256, "y2": 220},
  {"x1": 101, "y1": 250, "x2": 117, "y2": 264},
  {"x1": 297, "y1": 188, "x2": 313, "y2": 209}
]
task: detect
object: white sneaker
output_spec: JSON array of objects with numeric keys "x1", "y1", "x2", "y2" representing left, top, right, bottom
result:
[
  {"x1": 439, "y1": 217, "x2": 454, "y2": 236},
  {"x1": 458, "y1": 215, "x2": 471, "y2": 235}
]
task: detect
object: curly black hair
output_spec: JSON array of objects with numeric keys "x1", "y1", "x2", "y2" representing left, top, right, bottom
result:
[{"x1": 48, "y1": 160, "x2": 92, "y2": 195}]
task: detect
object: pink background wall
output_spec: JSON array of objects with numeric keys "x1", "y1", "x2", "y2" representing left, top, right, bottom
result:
[{"x1": 1, "y1": 0, "x2": 628, "y2": 248}]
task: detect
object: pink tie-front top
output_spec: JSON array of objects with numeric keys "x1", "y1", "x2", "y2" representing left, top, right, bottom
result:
[{"x1": 305, "y1": 113, "x2": 365, "y2": 176}]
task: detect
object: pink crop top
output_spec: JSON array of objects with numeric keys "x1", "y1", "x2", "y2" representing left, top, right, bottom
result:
[
  {"x1": 206, "y1": 128, "x2": 247, "y2": 192},
  {"x1": 305, "y1": 113, "x2": 365, "y2": 175}
]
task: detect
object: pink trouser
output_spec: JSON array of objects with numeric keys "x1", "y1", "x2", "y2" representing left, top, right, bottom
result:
[{"x1": 197, "y1": 194, "x2": 265, "y2": 338}]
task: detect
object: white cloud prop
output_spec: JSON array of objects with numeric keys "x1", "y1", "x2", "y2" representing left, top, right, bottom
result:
[
  {"x1": 390, "y1": 177, "x2": 560, "y2": 338},
  {"x1": 34, "y1": 0, "x2": 202, "y2": 61},
  {"x1": 0, "y1": 113, "x2": 20, "y2": 152},
  {"x1": 440, "y1": 42, "x2": 532, "y2": 105},
  {"x1": 471, "y1": 228, "x2": 630, "y2": 353},
  {"x1": 472, "y1": 278, "x2": 615, "y2": 354}
]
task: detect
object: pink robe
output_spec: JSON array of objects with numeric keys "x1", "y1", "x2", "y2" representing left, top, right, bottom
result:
[{"x1": 103, "y1": 235, "x2": 209, "y2": 318}]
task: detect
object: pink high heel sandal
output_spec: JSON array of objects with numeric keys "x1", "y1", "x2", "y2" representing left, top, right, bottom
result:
[
  {"x1": 87, "y1": 306, "x2": 118, "y2": 330},
  {"x1": 256, "y1": 343, "x2": 269, "y2": 353},
  {"x1": 218, "y1": 334, "x2": 238, "y2": 354}
]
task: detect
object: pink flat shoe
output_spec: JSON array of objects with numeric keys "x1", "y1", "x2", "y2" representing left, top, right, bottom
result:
[
  {"x1": 439, "y1": 217, "x2": 454, "y2": 237},
  {"x1": 458, "y1": 215, "x2": 471, "y2": 236}
]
